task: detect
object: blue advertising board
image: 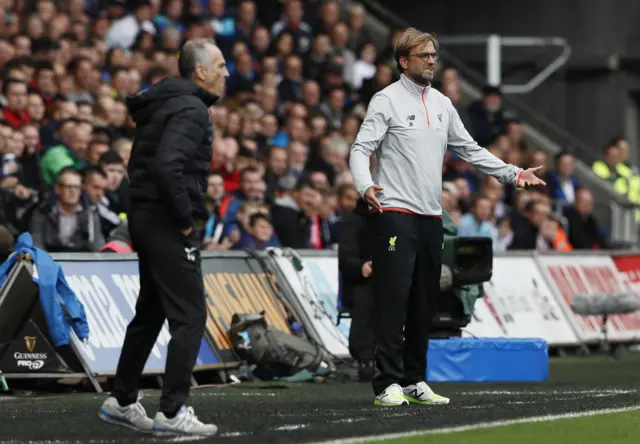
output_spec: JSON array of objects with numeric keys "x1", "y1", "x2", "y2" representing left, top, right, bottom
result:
[{"x1": 60, "y1": 259, "x2": 220, "y2": 376}]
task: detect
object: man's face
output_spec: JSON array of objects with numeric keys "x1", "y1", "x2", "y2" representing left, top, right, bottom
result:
[
  {"x1": 302, "y1": 81, "x2": 320, "y2": 105},
  {"x1": 260, "y1": 114, "x2": 278, "y2": 136},
  {"x1": 84, "y1": 174, "x2": 107, "y2": 205},
  {"x1": 36, "y1": 68, "x2": 56, "y2": 94},
  {"x1": 241, "y1": 171, "x2": 264, "y2": 201},
  {"x1": 57, "y1": 101, "x2": 78, "y2": 120},
  {"x1": 557, "y1": 154, "x2": 575, "y2": 177},
  {"x1": 207, "y1": 174, "x2": 225, "y2": 201},
  {"x1": 252, "y1": 27, "x2": 271, "y2": 53},
  {"x1": 289, "y1": 142, "x2": 307, "y2": 168},
  {"x1": 530, "y1": 203, "x2": 550, "y2": 227},
  {"x1": 89, "y1": 142, "x2": 109, "y2": 165},
  {"x1": 338, "y1": 187, "x2": 359, "y2": 212},
  {"x1": 403, "y1": 40, "x2": 437, "y2": 84},
  {"x1": 77, "y1": 104, "x2": 93, "y2": 121},
  {"x1": 474, "y1": 198, "x2": 492, "y2": 221},
  {"x1": 27, "y1": 94, "x2": 45, "y2": 121},
  {"x1": 530, "y1": 151, "x2": 548, "y2": 174},
  {"x1": 21, "y1": 125, "x2": 39, "y2": 150},
  {"x1": 76, "y1": 60, "x2": 93, "y2": 89},
  {"x1": 56, "y1": 172, "x2": 82, "y2": 206},
  {"x1": 618, "y1": 139, "x2": 630, "y2": 162},
  {"x1": 7, "y1": 131, "x2": 25, "y2": 157},
  {"x1": 328, "y1": 89, "x2": 345, "y2": 112},
  {"x1": 575, "y1": 190, "x2": 593, "y2": 217},
  {"x1": 69, "y1": 125, "x2": 92, "y2": 157},
  {"x1": 297, "y1": 186, "x2": 322, "y2": 216},
  {"x1": 285, "y1": 56, "x2": 302, "y2": 79},
  {"x1": 199, "y1": 44, "x2": 230, "y2": 98},
  {"x1": 14, "y1": 36, "x2": 31, "y2": 57},
  {"x1": 6, "y1": 82, "x2": 28, "y2": 111},
  {"x1": 268, "y1": 149, "x2": 288, "y2": 176},
  {"x1": 110, "y1": 102, "x2": 128, "y2": 126},
  {"x1": 103, "y1": 162, "x2": 126, "y2": 191}
]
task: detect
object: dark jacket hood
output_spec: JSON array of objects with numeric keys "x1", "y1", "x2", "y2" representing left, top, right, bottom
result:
[{"x1": 126, "y1": 77, "x2": 219, "y2": 124}]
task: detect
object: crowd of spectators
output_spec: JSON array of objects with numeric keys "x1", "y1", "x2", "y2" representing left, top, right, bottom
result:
[{"x1": 0, "y1": 0, "x2": 611, "y2": 259}]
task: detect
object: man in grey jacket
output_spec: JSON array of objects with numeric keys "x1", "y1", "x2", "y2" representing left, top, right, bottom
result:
[{"x1": 349, "y1": 28, "x2": 545, "y2": 407}]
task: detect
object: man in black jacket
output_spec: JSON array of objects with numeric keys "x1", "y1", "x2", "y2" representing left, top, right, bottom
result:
[
  {"x1": 338, "y1": 198, "x2": 375, "y2": 380},
  {"x1": 98, "y1": 39, "x2": 228, "y2": 438}
]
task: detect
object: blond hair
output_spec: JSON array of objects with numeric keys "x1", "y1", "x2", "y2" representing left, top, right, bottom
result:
[{"x1": 394, "y1": 28, "x2": 438, "y2": 72}]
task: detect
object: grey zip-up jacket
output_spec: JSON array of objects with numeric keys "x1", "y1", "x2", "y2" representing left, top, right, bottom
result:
[{"x1": 350, "y1": 74, "x2": 523, "y2": 216}]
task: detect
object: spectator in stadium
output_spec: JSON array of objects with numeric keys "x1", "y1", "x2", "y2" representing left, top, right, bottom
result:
[
  {"x1": 220, "y1": 165, "x2": 266, "y2": 226},
  {"x1": 304, "y1": 33, "x2": 332, "y2": 83},
  {"x1": 271, "y1": 0, "x2": 313, "y2": 55},
  {"x1": 508, "y1": 200, "x2": 571, "y2": 251},
  {"x1": 271, "y1": 177, "x2": 322, "y2": 249},
  {"x1": 99, "y1": 151, "x2": 129, "y2": 213},
  {"x1": 505, "y1": 118, "x2": 527, "y2": 151},
  {"x1": 66, "y1": 56, "x2": 96, "y2": 104},
  {"x1": 439, "y1": 66, "x2": 472, "y2": 132},
  {"x1": 346, "y1": 3, "x2": 373, "y2": 53},
  {"x1": 546, "y1": 151, "x2": 581, "y2": 205},
  {"x1": 467, "y1": 85, "x2": 508, "y2": 147},
  {"x1": 18, "y1": 122, "x2": 45, "y2": 193},
  {"x1": 40, "y1": 121, "x2": 91, "y2": 185},
  {"x1": 563, "y1": 188, "x2": 608, "y2": 250},
  {"x1": 203, "y1": 172, "x2": 228, "y2": 249},
  {"x1": 457, "y1": 195, "x2": 499, "y2": 250},
  {"x1": 441, "y1": 182, "x2": 461, "y2": 225},
  {"x1": 105, "y1": 0, "x2": 157, "y2": 50},
  {"x1": 233, "y1": 211, "x2": 280, "y2": 250},
  {"x1": 29, "y1": 167, "x2": 104, "y2": 253},
  {"x1": 83, "y1": 167, "x2": 121, "y2": 239},
  {"x1": 2, "y1": 79, "x2": 31, "y2": 128},
  {"x1": 592, "y1": 139, "x2": 627, "y2": 192}
]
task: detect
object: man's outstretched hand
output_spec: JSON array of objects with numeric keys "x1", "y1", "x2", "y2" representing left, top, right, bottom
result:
[
  {"x1": 518, "y1": 166, "x2": 547, "y2": 189},
  {"x1": 364, "y1": 184, "x2": 383, "y2": 213}
]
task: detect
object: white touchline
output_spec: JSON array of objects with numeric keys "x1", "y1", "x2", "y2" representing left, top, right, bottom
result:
[{"x1": 313, "y1": 405, "x2": 640, "y2": 444}]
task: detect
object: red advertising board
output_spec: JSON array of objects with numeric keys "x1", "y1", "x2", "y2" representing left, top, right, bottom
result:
[{"x1": 538, "y1": 255, "x2": 640, "y2": 343}]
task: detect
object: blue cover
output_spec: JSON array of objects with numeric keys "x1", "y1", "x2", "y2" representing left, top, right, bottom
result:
[
  {"x1": 426, "y1": 338, "x2": 548, "y2": 382},
  {"x1": 0, "y1": 233, "x2": 90, "y2": 347}
]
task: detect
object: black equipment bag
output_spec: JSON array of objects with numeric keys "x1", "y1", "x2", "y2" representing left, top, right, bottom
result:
[{"x1": 228, "y1": 312, "x2": 334, "y2": 380}]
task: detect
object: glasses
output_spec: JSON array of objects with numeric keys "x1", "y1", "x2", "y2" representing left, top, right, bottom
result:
[{"x1": 408, "y1": 51, "x2": 439, "y2": 62}]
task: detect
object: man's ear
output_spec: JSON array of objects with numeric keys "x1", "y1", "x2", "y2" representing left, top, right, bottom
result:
[
  {"x1": 399, "y1": 57, "x2": 408, "y2": 71},
  {"x1": 194, "y1": 64, "x2": 207, "y2": 81}
]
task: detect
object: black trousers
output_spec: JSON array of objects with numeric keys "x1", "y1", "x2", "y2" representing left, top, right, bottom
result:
[
  {"x1": 112, "y1": 205, "x2": 207, "y2": 415},
  {"x1": 371, "y1": 211, "x2": 443, "y2": 395},
  {"x1": 348, "y1": 285, "x2": 375, "y2": 363}
]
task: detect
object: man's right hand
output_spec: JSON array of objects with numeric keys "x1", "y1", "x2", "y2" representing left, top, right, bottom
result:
[
  {"x1": 364, "y1": 184, "x2": 383, "y2": 213},
  {"x1": 182, "y1": 227, "x2": 193, "y2": 237}
]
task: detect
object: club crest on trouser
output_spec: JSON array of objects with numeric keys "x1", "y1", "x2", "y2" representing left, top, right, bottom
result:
[{"x1": 388, "y1": 236, "x2": 397, "y2": 251}]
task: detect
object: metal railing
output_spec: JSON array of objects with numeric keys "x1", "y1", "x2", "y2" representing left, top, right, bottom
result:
[{"x1": 436, "y1": 35, "x2": 572, "y2": 94}]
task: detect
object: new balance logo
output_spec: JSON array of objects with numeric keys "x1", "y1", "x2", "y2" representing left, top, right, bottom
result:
[
  {"x1": 185, "y1": 247, "x2": 197, "y2": 261},
  {"x1": 410, "y1": 388, "x2": 424, "y2": 399},
  {"x1": 437, "y1": 113, "x2": 442, "y2": 122},
  {"x1": 407, "y1": 114, "x2": 415, "y2": 127}
]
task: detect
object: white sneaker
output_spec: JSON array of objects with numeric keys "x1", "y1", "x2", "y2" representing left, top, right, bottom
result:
[
  {"x1": 98, "y1": 395, "x2": 154, "y2": 433},
  {"x1": 374, "y1": 383, "x2": 409, "y2": 407},
  {"x1": 152, "y1": 406, "x2": 218, "y2": 437},
  {"x1": 403, "y1": 381, "x2": 450, "y2": 405}
]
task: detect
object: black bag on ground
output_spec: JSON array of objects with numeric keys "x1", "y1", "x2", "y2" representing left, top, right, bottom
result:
[{"x1": 229, "y1": 313, "x2": 333, "y2": 380}]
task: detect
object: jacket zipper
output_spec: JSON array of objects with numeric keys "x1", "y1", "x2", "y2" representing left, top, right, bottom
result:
[{"x1": 421, "y1": 89, "x2": 431, "y2": 127}]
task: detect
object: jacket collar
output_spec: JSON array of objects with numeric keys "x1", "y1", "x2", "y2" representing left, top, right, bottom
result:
[{"x1": 400, "y1": 74, "x2": 430, "y2": 97}]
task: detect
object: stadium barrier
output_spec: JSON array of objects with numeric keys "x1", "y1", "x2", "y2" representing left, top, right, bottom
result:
[{"x1": 1, "y1": 249, "x2": 640, "y2": 388}]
